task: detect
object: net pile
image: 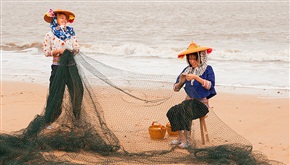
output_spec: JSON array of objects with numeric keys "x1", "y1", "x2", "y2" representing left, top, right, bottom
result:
[{"x1": 0, "y1": 51, "x2": 281, "y2": 164}]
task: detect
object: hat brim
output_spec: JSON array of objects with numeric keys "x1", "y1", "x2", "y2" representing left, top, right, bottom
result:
[
  {"x1": 44, "y1": 10, "x2": 75, "y2": 23},
  {"x1": 178, "y1": 47, "x2": 211, "y2": 58}
]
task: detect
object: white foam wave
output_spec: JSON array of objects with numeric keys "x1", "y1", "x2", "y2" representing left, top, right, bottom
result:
[
  {"x1": 2, "y1": 41, "x2": 289, "y2": 62},
  {"x1": 81, "y1": 43, "x2": 183, "y2": 59},
  {"x1": 211, "y1": 49, "x2": 289, "y2": 62},
  {"x1": 81, "y1": 43, "x2": 289, "y2": 62}
]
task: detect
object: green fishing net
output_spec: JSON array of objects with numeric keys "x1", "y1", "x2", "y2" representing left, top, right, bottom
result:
[{"x1": 0, "y1": 50, "x2": 282, "y2": 164}]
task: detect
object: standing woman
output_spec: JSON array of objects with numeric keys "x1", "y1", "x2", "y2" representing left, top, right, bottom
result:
[
  {"x1": 167, "y1": 41, "x2": 216, "y2": 148},
  {"x1": 43, "y1": 9, "x2": 83, "y2": 126}
]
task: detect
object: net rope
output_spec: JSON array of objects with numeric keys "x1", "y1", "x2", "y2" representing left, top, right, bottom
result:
[{"x1": 0, "y1": 50, "x2": 282, "y2": 164}]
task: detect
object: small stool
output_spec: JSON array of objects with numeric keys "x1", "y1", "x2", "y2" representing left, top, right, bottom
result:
[{"x1": 199, "y1": 116, "x2": 209, "y2": 145}]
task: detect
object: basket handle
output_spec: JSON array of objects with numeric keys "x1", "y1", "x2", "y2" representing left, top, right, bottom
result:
[{"x1": 152, "y1": 121, "x2": 162, "y2": 127}]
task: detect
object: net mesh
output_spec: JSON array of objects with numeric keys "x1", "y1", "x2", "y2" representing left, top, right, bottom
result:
[{"x1": 0, "y1": 50, "x2": 282, "y2": 164}]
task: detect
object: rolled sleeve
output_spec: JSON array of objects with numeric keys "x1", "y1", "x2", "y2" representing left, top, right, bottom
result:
[
  {"x1": 205, "y1": 66, "x2": 215, "y2": 90},
  {"x1": 43, "y1": 33, "x2": 52, "y2": 57},
  {"x1": 72, "y1": 36, "x2": 80, "y2": 53}
]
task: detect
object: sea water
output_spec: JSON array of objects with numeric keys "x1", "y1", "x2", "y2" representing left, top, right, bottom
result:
[{"x1": 1, "y1": 1, "x2": 289, "y2": 97}]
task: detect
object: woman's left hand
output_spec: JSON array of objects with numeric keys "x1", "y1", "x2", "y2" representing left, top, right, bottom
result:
[
  {"x1": 185, "y1": 74, "x2": 197, "y2": 81},
  {"x1": 70, "y1": 49, "x2": 79, "y2": 55}
]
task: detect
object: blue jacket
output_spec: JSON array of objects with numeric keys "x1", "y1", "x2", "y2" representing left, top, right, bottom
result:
[{"x1": 176, "y1": 65, "x2": 216, "y2": 100}]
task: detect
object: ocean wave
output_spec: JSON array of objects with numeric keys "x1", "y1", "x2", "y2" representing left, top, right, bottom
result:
[
  {"x1": 80, "y1": 43, "x2": 290, "y2": 62},
  {"x1": 80, "y1": 43, "x2": 183, "y2": 59},
  {"x1": 2, "y1": 42, "x2": 289, "y2": 62},
  {"x1": 211, "y1": 49, "x2": 289, "y2": 62},
  {"x1": 1, "y1": 42, "x2": 43, "y2": 51}
]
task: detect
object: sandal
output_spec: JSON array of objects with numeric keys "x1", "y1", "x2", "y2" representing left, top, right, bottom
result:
[
  {"x1": 170, "y1": 139, "x2": 182, "y2": 145},
  {"x1": 46, "y1": 125, "x2": 54, "y2": 130},
  {"x1": 178, "y1": 142, "x2": 190, "y2": 149}
]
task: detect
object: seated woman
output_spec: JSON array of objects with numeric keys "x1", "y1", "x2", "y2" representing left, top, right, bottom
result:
[{"x1": 167, "y1": 41, "x2": 216, "y2": 148}]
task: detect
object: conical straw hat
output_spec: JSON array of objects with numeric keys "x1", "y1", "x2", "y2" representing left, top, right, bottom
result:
[{"x1": 178, "y1": 42, "x2": 212, "y2": 59}]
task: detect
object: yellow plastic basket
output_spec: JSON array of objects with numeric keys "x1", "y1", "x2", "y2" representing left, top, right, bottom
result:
[{"x1": 148, "y1": 122, "x2": 166, "y2": 139}]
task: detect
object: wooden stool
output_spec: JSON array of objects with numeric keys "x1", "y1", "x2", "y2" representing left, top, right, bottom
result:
[{"x1": 199, "y1": 116, "x2": 209, "y2": 145}]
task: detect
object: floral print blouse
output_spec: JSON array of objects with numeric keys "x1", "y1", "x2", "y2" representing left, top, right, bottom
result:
[{"x1": 43, "y1": 31, "x2": 79, "y2": 65}]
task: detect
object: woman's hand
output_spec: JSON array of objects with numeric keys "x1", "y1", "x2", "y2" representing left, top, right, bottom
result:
[
  {"x1": 185, "y1": 74, "x2": 206, "y2": 85},
  {"x1": 58, "y1": 49, "x2": 65, "y2": 55},
  {"x1": 53, "y1": 49, "x2": 66, "y2": 57},
  {"x1": 70, "y1": 49, "x2": 79, "y2": 55},
  {"x1": 185, "y1": 74, "x2": 197, "y2": 81},
  {"x1": 52, "y1": 49, "x2": 65, "y2": 56}
]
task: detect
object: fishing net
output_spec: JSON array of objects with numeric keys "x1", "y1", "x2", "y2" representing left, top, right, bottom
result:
[{"x1": 0, "y1": 50, "x2": 282, "y2": 164}]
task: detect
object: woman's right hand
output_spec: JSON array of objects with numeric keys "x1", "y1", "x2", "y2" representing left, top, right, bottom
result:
[
  {"x1": 53, "y1": 49, "x2": 65, "y2": 56},
  {"x1": 173, "y1": 83, "x2": 180, "y2": 92}
]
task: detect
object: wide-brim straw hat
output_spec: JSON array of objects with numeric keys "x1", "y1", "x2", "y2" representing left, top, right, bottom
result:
[
  {"x1": 44, "y1": 9, "x2": 75, "y2": 23},
  {"x1": 178, "y1": 42, "x2": 212, "y2": 59}
]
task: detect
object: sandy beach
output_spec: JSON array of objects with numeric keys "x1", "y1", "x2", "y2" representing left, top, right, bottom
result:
[
  {"x1": 1, "y1": 81, "x2": 289, "y2": 164},
  {"x1": 1, "y1": 1, "x2": 289, "y2": 164}
]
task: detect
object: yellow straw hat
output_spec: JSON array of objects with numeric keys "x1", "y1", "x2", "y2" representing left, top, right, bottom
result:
[
  {"x1": 44, "y1": 9, "x2": 75, "y2": 23},
  {"x1": 178, "y1": 42, "x2": 212, "y2": 59}
]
